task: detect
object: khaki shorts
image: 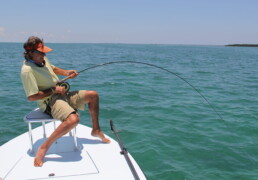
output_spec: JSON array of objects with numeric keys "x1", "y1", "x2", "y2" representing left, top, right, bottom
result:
[{"x1": 47, "y1": 90, "x2": 86, "y2": 121}]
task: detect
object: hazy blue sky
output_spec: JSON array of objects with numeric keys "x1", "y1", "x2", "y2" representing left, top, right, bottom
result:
[{"x1": 1, "y1": 0, "x2": 257, "y2": 45}]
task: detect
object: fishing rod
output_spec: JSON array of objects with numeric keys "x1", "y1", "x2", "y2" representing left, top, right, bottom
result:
[
  {"x1": 110, "y1": 120, "x2": 140, "y2": 180},
  {"x1": 59, "y1": 60, "x2": 223, "y2": 121}
]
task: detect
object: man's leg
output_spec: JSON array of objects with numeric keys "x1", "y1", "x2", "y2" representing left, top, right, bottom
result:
[
  {"x1": 34, "y1": 113, "x2": 79, "y2": 167},
  {"x1": 84, "y1": 90, "x2": 110, "y2": 143}
]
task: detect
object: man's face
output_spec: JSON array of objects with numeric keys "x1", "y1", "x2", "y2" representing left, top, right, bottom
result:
[{"x1": 31, "y1": 50, "x2": 45, "y2": 62}]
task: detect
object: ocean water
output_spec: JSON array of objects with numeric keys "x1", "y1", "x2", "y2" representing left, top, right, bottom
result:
[{"x1": 0, "y1": 43, "x2": 258, "y2": 179}]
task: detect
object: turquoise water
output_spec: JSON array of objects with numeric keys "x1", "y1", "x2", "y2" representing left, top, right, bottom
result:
[{"x1": 1, "y1": 43, "x2": 258, "y2": 179}]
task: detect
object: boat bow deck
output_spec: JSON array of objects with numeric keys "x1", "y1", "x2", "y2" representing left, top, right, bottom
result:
[{"x1": 0, "y1": 122, "x2": 146, "y2": 180}]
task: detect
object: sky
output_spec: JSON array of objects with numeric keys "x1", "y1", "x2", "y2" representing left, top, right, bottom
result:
[{"x1": 0, "y1": 0, "x2": 258, "y2": 45}]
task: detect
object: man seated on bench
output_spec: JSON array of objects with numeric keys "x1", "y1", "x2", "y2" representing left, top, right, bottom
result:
[{"x1": 21, "y1": 36, "x2": 110, "y2": 167}]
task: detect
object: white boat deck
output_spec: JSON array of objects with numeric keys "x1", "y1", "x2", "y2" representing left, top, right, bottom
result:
[{"x1": 0, "y1": 122, "x2": 146, "y2": 180}]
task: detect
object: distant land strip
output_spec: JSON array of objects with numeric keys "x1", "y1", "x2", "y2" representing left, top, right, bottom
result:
[{"x1": 225, "y1": 44, "x2": 258, "y2": 47}]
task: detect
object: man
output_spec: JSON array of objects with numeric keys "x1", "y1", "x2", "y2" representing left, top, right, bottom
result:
[{"x1": 21, "y1": 36, "x2": 110, "y2": 167}]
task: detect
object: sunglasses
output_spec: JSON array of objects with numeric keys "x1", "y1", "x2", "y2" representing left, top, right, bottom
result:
[{"x1": 33, "y1": 50, "x2": 45, "y2": 56}]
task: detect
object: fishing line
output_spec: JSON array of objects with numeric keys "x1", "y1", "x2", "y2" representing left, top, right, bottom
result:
[{"x1": 61, "y1": 60, "x2": 223, "y2": 121}]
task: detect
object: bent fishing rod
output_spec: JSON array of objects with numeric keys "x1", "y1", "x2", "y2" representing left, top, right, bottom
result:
[{"x1": 59, "y1": 60, "x2": 223, "y2": 121}]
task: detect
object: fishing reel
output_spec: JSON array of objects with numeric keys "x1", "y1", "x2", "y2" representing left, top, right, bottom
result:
[{"x1": 56, "y1": 81, "x2": 70, "y2": 92}]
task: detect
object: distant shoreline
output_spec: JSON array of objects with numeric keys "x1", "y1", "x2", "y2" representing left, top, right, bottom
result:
[{"x1": 225, "y1": 44, "x2": 258, "y2": 47}]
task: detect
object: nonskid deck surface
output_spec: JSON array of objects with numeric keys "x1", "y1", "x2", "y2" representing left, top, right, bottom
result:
[{"x1": 0, "y1": 122, "x2": 146, "y2": 180}]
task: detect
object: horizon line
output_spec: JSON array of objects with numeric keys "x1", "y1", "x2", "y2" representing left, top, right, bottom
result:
[{"x1": 0, "y1": 41, "x2": 228, "y2": 46}]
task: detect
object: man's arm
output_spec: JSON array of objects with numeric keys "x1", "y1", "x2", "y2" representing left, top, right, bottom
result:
[
  {"x1": 28, "y1": 88, "x2": 54, "y2": 101},
  {"x1": 28, "y1": 86, "x2": 65, "y2": 101},
  {"x1": 28, "y1": 67, "x2": 78, "y2": 101},
  {"x1": 53, "y1": 67, "x2": 78, "y2": 79}
]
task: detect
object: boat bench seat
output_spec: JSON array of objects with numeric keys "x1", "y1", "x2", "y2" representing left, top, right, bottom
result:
[{"x1": 24, "y1": 108, "x2": 78, "y2": 153}]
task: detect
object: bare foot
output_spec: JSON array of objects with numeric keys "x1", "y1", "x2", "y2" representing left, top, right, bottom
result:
[
  {"x1": 34, "y1": 146, "x2": 47, "y2": 167},
  {"x1": 91, "y1": 130, "x2": 111, "y2": 143}
]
